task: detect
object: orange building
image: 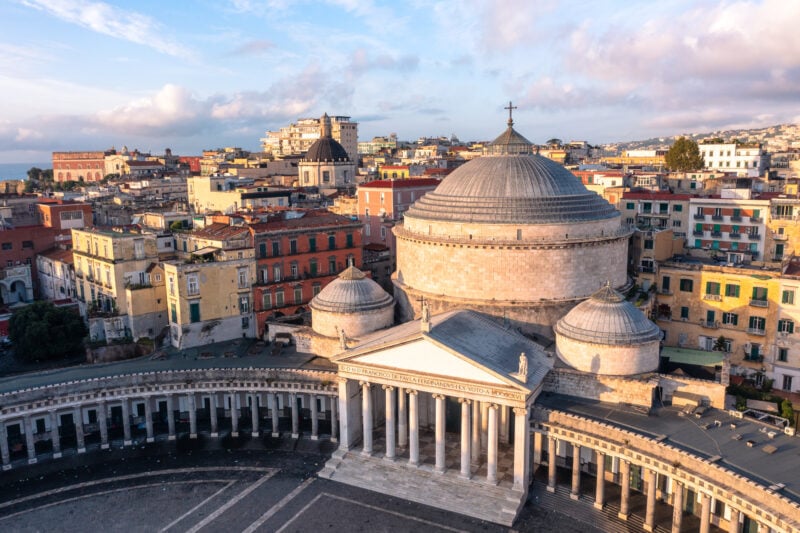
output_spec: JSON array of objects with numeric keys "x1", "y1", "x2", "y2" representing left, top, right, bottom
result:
[
  {"x1": 249, "y1": 209, "x2": 363, "y2": 335},
  {"x1": 52, "y1": 150, "x2": 114, "y2": 182}
]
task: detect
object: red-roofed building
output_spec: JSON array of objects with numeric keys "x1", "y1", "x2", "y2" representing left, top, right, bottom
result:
[
  {"x1": 620, "y1": 191, "x2": 691, "y2": 235},
  {"x1": 249, "y1": 209, "x2": 363, "y2": 335}
]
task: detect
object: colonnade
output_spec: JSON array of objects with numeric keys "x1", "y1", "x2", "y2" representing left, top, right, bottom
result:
[
  {"x1": 0, "y1": 389, "x2": 338, "y2": 470},
  {"x1": 353, "y1": 382, "x2": 531, "y2": 490},
  {"x1": 539, "y1": 434, "x2": 768, "y2": 533}
]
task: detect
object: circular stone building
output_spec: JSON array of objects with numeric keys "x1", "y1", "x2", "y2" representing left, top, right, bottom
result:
[
  {"x1": 392, "y1": 120, "x2": 631, "y2": 334},
  {"x1": 310, "y1": 266, "x2": 394, "y2": 339},
  {"x1": 298, "y1": 113, "x2": 355, "y2": 188},
  {"x1": 554, "y1": 283, "x2": 661, "y2": 375}
]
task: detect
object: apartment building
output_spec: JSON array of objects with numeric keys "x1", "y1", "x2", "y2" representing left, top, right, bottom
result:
[
  {"x1": 620, "y1": 191, "x2": 691, "y2": 236},
  {"x1": 261, "y1": 115, "x2": 358, "y2": 160},
  {"x1": 699, "y1": 142, "x2": 769, "y2": 177},
  {"x1": 187, "y1": 175, "x2": 292, "y2": 214},
  {"x1": 688, "y1": 194, "x2": 769, "y2": 261}
]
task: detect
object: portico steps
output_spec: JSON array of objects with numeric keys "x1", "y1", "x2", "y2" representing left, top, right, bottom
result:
[{"x1": 318, "y1": 448, "x2": 525, "y2": 526}]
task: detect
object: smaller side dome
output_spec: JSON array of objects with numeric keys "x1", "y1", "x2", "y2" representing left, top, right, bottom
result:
[
  {"x1": 310, "y1": 266, "x2": 394, "y2": 338},
  {"x1": 554, "y1": 283, "x2": 661, "y2": 375}
]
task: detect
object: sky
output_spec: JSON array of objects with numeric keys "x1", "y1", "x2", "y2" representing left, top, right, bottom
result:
[{"x1": 1, "y1": 0, "x2": 799, "y2": 163}]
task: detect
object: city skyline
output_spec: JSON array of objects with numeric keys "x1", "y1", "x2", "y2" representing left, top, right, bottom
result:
[{"x1": 1, "y1": 0, "x2": 798, "y2": 162}]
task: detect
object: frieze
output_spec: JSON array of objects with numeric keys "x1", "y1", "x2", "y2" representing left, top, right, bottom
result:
[{"x1": 339, "y1": 364, "x2": 527, "y2": 404}]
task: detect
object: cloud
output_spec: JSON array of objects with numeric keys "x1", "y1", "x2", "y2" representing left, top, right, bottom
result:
[
  {"x1": 228, "y1": 39, "x2": 275, "y2": 56},
  {"x1": 349, "y1": 49, "x2": 420, "y2": 76},
  {"x1": 20, "y1": 0, "x2": 194, "y2": 59}
]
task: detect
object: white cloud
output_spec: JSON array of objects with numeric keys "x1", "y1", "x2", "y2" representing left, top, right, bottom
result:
[{"x1": 20, "y1": 0, "x2": 194, "y2": 59}]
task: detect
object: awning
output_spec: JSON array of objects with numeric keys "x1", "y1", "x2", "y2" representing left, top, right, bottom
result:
[{"x1": 662, "y1": 346, "x2": 724, "y2": 367}]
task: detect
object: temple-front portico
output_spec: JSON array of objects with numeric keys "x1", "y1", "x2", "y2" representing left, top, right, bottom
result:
[{"x1": 319, "y1": 310, "x2": 552, "y2": 525}]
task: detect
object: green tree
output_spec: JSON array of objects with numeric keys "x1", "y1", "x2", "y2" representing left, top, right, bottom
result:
[
  {"x1": 781, "y1": 399, "x2": 795, "y2": 426},
  {"x1": 665, "y1": 137, "x2": 704, "y2": 172},
  {"x1": 9, "y1": 301, "x2": 87, "y2": 362},
  {"x1": 546, "y1": 138, "x2": 563, "y2": 147},
  {"x1": 26, "y1": 167, "x2": 43, "y2": 181}
]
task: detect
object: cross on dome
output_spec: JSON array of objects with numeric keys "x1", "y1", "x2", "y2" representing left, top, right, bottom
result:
[{"x1": 504, "y1": 101, "x2": 517, "y2": 127}]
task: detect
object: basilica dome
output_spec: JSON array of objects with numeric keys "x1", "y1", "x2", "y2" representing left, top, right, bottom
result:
[
  {"x1": 554, "y1": 283, "x2": 661, "y2": 375},
  {"x1": 310, "y1": 266, "x2": 394, "y2": 338},
  {"x1": 302, "y1": 135, "x2": 350, "y2": 163}
]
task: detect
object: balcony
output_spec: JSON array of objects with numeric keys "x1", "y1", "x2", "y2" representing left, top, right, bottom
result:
[
  {"x1": 728, "y1": 232, "x2": 741, "y2": 239},
  {"x1": 710, "y1": 231, "x2": 722, "y2": 238},
  {"x1": 750, "y1": 216, "x2": 762, "y2": 223},
  {"x1": 773, "y1": 233, "x2": 788, "y2": 241},
  {"x1": 749, "y1": 299, "x2": 768, "y2": 308},
  {"x1": 748, "y1": 233, "x2": 761, "y2": 241},
  {"x1": 693, "y1": 214, "x2": 706, "y2": 221},
  {"x1": 699, "y1": 320, "x2": 720, "y2": 329},
  {"x1": 637, "y1": 265, "x2": 655, "y2": 273},
  {"x1": 730, "y1": 215, "x2": 743, "y2": 222},
  {"x1": 746, "y1": 327, "x2": 766, "y2": 336},
  {"x1": 711, "y1": 215, "x2": 724, "y2": 221},
  {"x1": 703, "y1": 294, "x2": 722, "y2": 301},
  {"x1": 692, "y1": 230, "x2": 704, "y2": 237},
  {"x1": 658, "y1": 288, "x2": 673, "y2": 295}
]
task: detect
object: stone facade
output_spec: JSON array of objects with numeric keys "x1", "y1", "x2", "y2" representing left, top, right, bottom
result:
[
  {"x1": 312, "y1": 305, "x2": 394, "y2": 339},
  {"x1": 543, "y1": 367, "x2": 659, "y2": 407},
  {"x1": 554, "y1": 335, "x2": 660, "y2": 376}
]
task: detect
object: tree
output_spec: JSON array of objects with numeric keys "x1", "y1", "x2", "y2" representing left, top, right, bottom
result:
[
  {"x1": 665, "y1": 137, "x2": 704, "y2": 172},
  {"x1": 546, "y1": 138, "x2": 563, "y2": 147},
  {"x1": 26, "y1": 167, "x2": 43, "y2": 181},
  {"x1": 9, "y1": 301, "x2": 87, "y2": 362},
  {"x1": 781, "y1": 399, "x2": 795, "y2": 426}
]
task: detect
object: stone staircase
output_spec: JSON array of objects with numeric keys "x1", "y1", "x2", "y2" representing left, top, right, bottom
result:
[{"x1": 319, "y1": 449, "x2": 525, "y2": 526}]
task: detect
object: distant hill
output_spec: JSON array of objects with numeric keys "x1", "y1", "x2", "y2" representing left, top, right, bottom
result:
[{"x1": 603, "y1": 123, "x2": 800, "y2": 153}]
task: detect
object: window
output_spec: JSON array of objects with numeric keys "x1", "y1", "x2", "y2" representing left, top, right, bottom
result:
[
  {"x1": 189, "y1": 302, "x2": 201, "y2": 323},
  {"x1": 679, "y1": 279, "x2": 694, "y2": 292},
  {"x1": 275, "y1": 289, "x2": 284, "y2": 307},
  {"x1": 749, "y1": 316, "x2": 766, "y2": 331},
  {"x1": 782, "y1": 290, "x2": 795, "y2": 305},
  {"x1": 328, "y1": 235, "x2": 336, "y2": 250},
  {"x1": 380, "y1": 226, "x2": 387, "y2": 239},
  {"x1": 705, "y1": 282, "x2": 720, "y2": 295},
  {"x1": 290, "y1": 239, "x2": 297, "y2": 254},
  {"x1": 673, "y1": 204, "x2": 683, "y2": 212},
  {"x1": 672, "y1": 220, "x2": 681, "y2": 228},
  {"x1": 22, "y1": 240, "x2": 33, "y2": 249},
  {"x1": 273, "y1": 264, "x2": 282, "y2": 282},
  {"x1": 661, "y1": 276, "x2": 671, "y2": 292},
  {"x1": 626, "y1": 202, "x2": 635, "y2": 210},
  {"x1": 239, "y1": 295, "x2": 250, "y2": 314},
  {"x1": 346, "y1": 233, "x2": 354, "y2": 248},
  {"x1": 312, "y1": 283, "x2": 321, "y2": 296},
  {"x1": 187, "y1": 274, "x2": 199, "y2": 295},
  {"x1": 778, "y1": 348, "x2": 789, "y2": 362},
  {"x1": 290, "y1": 262, "x2": 298, "y2": 278},
  {"x1": 778, "y1": 319, "x2": 795, "y2": 334},
  {"x1": 680, "y1": 307, "x2": 689, "y2": 319},
  {"x1": 272, "y1": 241, "x2": 280, "y2": 256},
  {"x1": 644, "y1": 239, "x2": 654, "y2": 250},
  {"x1": 1, "y1": 243, "x2": 11, "y2": 250},
  {"x1": 752, "y1": 286, "x2": 768, "y2": 302},
  {"x1": 259, "y1": 243, "x2": 267, "y2": 258},
  {"x1": 322, "y1": 170, "x2": 330, "y2": 183},
  {"x1": 329, "y1": 258, "x2": 337, "y2": 274},
  {"x1": 262, "y1": 292, "x2": 272, "y2": 309},
  {"x1": 309, "y1": 259, "x2": 318, "y2": 276},
  {"x1": 303, "y1": 170, "x2": 309, "y2": 184},
  {"x1": 308, "y1": 237, "x2": 316, "y2": 252},
  {"x1": 168, "y1": 276, "x2": 175, "y2": 296},
  {"x1": 294, "y1": 286, "x2": 302, "y2": 304},
  {"x1": 238, "y1": 268, "x2": 248, "y2": 288},
  {"x1": 722, "y1": 312, "x2": 738, "y2": 326}
]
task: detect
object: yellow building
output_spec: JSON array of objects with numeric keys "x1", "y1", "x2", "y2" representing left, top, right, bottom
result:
[
  {"x1": 163, "y1": 247, "x2": 256, "y2": 348},
  {"x1": 187, "y1": 175, "x2": 292, "y2": 214},
  {"x1": 71, "y1": 227, "x2": 161, "y2": 342}
]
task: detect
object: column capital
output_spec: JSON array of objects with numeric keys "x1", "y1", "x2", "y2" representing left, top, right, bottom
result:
[
  {"x1": 337, "y1": 377, "x2": 349, "y2": 384},
  {"x1": 487, "y1": 403, "x2": 499, "y2": 411},
  {"x1": 458, "y1": 397, "x2": 471, "y2": 405},
  {"x1": 407, "y1": 389, "x2": 418, "y2": 396},
  {"x1": 382, "y1": 384, "x2": 395, "y2": 391},
  {"x1": 432, "y1": 393, "x2": 446, "y2": 400},
  {"x1": 359, "y1": 380, "x2": 370, "y2": 388},
  {"x1": 513, "y1": 406, "x2": 528, "y2": 416}
]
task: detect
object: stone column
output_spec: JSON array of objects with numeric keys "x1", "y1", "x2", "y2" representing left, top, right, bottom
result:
[
  {"x1": 397, "y1": 387, "x2": 407, "y2": 448},
  {"x1": 571, "y1": 443, "x2": 581, "y2": 500},
  {"x1": 434, "y1": 394, "x2": 446, "y2": 473},
  {"x1": 500, "y1": 405, "x2": 510, "y2": 445},
  {"x1": 619, "y1": 459, "x2": 631, "y2": 520},
  {"x1": 166, "y1": 395, "x2": 176, "y2": 440},
  {"x1": 121, "y1": 399, "x2": 132, "y2": 446},
  {"x1": 729, "y1": 508, "x2": 741, "y2": 533},
  {"x1": 671, "y1": 480, "x2": 684, "y2": 533},
  {"x1": 486, "y1": 403, "x2": 499, "y2": 484},
  {"x1": 24, "y1": 415, "x2": 37, "y2": 464},
  {"x1": 644, "y1": 468, "x2": 657, "y2": 532},
  {"x1": 0, "y1": 422, "x2": 10, "y2": 470},
  {"x1": 594, "y1": 450, "x2": 606, "y2": 509},
  {"x1": 290, "y1": 393, "x2": 299, "y2": 439},
  {"x1": 230, "y1": 393, "x2": 240, "y2": 438},
  {"x1": 209, "y1": 394, "x2": 219, "y2": 437},
  {"x1": 143, "y1": 399, "x2": 154, "y2": 443},
  {"x1": 480, "y1": 401, "x2": 489, "y2": 451},
  {"x1": 408, "y1": 390, "x2": 419, "y2": 466},
  {"x1": 700, "y1": 493, "x2": 712, "y2": 533},
  {"x1": 361, "y1": 382, "x2": 373, "y2": 455},
  {"x1": 471, "y1": 400, "x2": 481, "y2": 464},
  {"x1": 533, "y1": 431, "x2": 543, "y2": 469},
  {"x1": 459, "y1": 398, "x2": 471, "y2": 478},
  {"x1": 384, "y1": 386, "x2": 396, "y2": 460},
  {"x1": 310, "y1": 394, "x2": 319, "y2": 440},
  {"x1": 50, "y1": 411, "x2": 61, "y2": 458},
  {"x1": 98, "y1": 402, "x2": 109, "y2": 449},
  {"x1": 74, "y1": 407, "x2": 86, "y2": 452},
  {"x1": 330, "y1": 395, "x2": 338, "y2": 443},
  {"x1": 269, "y1": 393, "x2": 279, "y2": 438},
  {"x1": 188, "y1": 393, "x2": 198, "y2": 439},
  {"x1": 512, "y1": 407, "x2": 530, "y2": 491},
  {"x1": 547, "y1": 436, "x2": 557, "y2": 492},
  {"x1": 251, "y1": 393, "x2": 260, "y2": 437}
]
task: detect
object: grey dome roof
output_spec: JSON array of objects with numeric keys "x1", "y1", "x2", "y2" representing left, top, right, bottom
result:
[
  {"x1": 404, "y1": 154, "x2": 618, "y2": 224},
  {"x1": 486, "y1": 125, "x2": 533, "y2": 155},
  {"x1": 554, "y1": 284, "x2": 661, "y2": 345},
  {"x1": 310, "y1": 266, "x2": 393, "y2": 313},
  {"x1": 302, "y1": 137, "x2": 350, "y2": 163}
]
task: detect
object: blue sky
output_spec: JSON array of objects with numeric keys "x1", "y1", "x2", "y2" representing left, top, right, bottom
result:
[{"x1": 1, "y1": 0, "x2": 798, "y2": 163}]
